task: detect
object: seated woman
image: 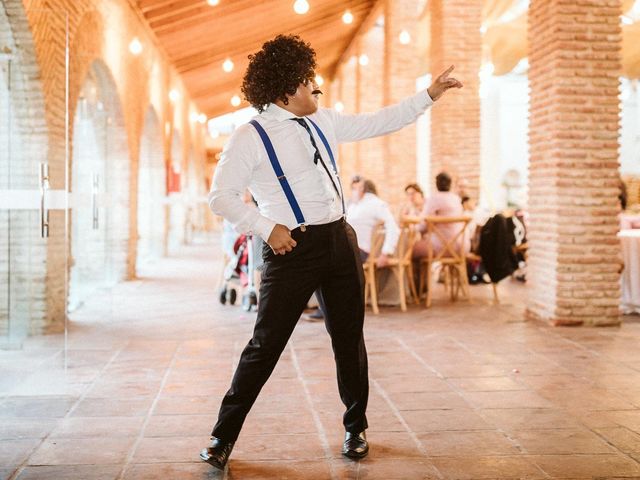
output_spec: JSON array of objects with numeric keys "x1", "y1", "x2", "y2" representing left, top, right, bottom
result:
[
  {"x1": 413, "y1": 172, "x2": 466, "y2": 260},
  {"x1": 399, "y1": 183, "x2": 426, "y2": 223}
]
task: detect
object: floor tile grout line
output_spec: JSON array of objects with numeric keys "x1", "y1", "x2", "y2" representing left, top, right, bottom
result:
[
  {"x1": 395, "y1": 336, "x2": 553, "y2": 480},
  {"x1": 370, "y1": 377, "x2": 444, "y2": 480},
  {"x1": 7, "y1": 346, "x2": 125, "y2": 480},
  {"x1": 116, "y1": 345, "x2": 180, "y2": 480},
  {"x1": 289, "y1": 341, "x2": 341, "y2": 480}
]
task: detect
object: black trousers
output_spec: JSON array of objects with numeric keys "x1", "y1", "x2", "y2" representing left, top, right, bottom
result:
[{"x1": 211, "y1": 218, "x2": 369, "y2": 442}]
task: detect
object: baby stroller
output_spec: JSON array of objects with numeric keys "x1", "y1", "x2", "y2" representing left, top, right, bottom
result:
[{"x1": 219, "y1": 233, "x2": 259, "y2": 312}]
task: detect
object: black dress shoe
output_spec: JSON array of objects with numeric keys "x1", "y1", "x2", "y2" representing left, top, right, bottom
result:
[
  {"x1": 342, "y1": 431, "x2": 369, "y2": 459},
  {"x1": 200, "y1": 437, "x2": 235, "y2": 470}
]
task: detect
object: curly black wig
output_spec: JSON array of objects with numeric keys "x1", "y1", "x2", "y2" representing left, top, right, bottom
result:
[{"x1": 241, "y1": 34, "x2": 317, "y2": 113}]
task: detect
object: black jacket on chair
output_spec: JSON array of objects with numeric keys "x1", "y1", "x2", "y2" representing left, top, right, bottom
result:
[{"x1": 478, "y1": 214, "x2": 518, "y2": 283}]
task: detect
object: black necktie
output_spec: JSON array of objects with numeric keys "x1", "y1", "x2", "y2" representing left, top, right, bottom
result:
[{"x1": 291, "y1": 118, "x2": 341, "y2": 200}]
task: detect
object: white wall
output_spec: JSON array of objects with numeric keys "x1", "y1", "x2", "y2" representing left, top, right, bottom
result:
[
  {"x1": 480, "y1": 72, "x2": 530, "y2": 211},
  {"x1": 620, "y1": 78, "x2": 640, "y2": 175}
]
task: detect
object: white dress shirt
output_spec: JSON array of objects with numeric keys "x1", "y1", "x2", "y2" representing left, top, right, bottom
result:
[
  {"x1": 209, "y1": 90, "x2": 433, "y2": 242},
  {"x1": 347, "y1": 193, "x2": 400, "y2": 255}
]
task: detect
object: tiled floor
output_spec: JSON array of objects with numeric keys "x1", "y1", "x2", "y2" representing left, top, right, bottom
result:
[{"x1": 2, "y1": 240, "x2": 640, "y2": 479}]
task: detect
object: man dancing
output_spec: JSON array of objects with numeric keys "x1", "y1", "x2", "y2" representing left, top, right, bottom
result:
[{"x1": 201, "y1": 34, "x2": 461, "y2": 470}]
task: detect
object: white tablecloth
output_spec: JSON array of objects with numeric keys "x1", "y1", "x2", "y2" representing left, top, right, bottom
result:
[{"x1": 619, "y1": 230, "x2": 640, "y2": 314}]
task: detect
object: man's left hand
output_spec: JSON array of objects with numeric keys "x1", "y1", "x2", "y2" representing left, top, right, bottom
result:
[{"x1": 427, "y1": 65, "x2": 463, "y2": 101}]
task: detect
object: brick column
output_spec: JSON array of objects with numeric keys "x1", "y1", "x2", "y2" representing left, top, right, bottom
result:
[
  {"x1": 429, "y1": 0, "x2": 482, "y2": 199},
  {"x1": 359, "y1": 23, "x2": 385, "y2": 191},
  {"x1": 527, "y1": 0, "x2": 622, "y2": 326},
  {"x1": 383, "y1": 0, "x2": 421, "y2": 206},
  {"x1": 339, "y1": 57, "x2": 358, "y2": 178}
]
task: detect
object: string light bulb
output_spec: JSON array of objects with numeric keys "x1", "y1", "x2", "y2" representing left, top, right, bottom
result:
[
  {"x1": 169, "y1": 89, "x2": 180, "y2": 102},
  {"x1": 342, "y1": 9, "x2": 354, "y2": 24},
  {"x1": 198, "y1": 113, "x2": 207, "y2": 124},
  {"x1": 207, "y1": 0, "x2": 219, "y2": 5},
  {"x1": 399, "y1": 29, "x2": 411, "y2": 45},
  {"x1": 293, "y1": 0, "x2": 309, "y2": 14},
  {"x1": 358, "y1": 54, "x2": 369, "y2": 66},
  {"x1": 231, "y1": 95, "x2": 241, "y2": 107},
  {"x1": 222, "y1": 58, "x2": 234, "y2": 73},
  {"x1": 129, "y1": 37, "x2": 143, "y2": 55},
  {"x1": 315, "y1": 74, "x2": 324, "y2": 86},
  {"x1": 334, "y1": 101, "x2": 344, "y2": 112}
]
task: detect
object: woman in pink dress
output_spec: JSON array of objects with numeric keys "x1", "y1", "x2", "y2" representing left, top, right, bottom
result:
[{"x1": 413, "y1": 172, "x2": 465, "y2": 259}]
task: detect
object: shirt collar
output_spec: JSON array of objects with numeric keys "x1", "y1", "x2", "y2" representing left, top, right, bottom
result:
[{"x1": 263, "y1": 103, "x2": 303, "y2": 122}]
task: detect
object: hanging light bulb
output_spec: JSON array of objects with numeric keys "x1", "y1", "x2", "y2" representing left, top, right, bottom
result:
[
  {"x1": 129, "y1": 37, "x2": 143, "y2": 55},
  {"x1": 334, "y1": 101, "x2": 344, "y2": 112},
  {"x1": 209, "y1": 127, "x2": 220, "y2": 139},
  {"x1": 198, "y1": 113, "x2": 207, "y2": 124},
  {"x1": 207, "y1": 0, "x2": 219, "y2": 5},
  {"x1": 342, "y1": 9, "x2": 354, "y2": 24},
  {"x1": 222, "y1": 58, "x2": 234, "y2": 73},
  {"x1": 315, "y1": 74, "x2": 324, "y2": 86},
  {"x1": 398, "y1": 29, "x2": 411, "y2": 45},
  {"x1": 293, "y1": 0, "x2": 309, "y2": 14},
  {"x1": 358, "y1": 54, "x2": 369, "y2": 66},
  {"x1": 231, "y1": 95, "x2": 241, "y2": 107},
  {"x1": 169, "y1": 89, "x2": 180, "y2": 102}
]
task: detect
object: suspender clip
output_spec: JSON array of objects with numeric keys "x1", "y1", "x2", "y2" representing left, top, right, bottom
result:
[{"x1": 300, "y1": 224, "x2": 307, "y2": 232}]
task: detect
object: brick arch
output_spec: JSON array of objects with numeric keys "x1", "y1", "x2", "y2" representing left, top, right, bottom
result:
[
  {"x1": 136, "y1": 105, "x2": 165, "y2": 272},
  {"x1": 0, "y1": 0, "x2": 55, "y2": 336},
  {"x1": 68, "y1": 58, "x2": 130, "y2": 310}
]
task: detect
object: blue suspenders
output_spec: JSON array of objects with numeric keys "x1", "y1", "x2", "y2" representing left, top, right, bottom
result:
[
  {"x1": 306, "y1": 118, "x2": 346, "y2": 215},
  {"x1": 249, "y1": 118, "x2": 344, "y2": 230}
]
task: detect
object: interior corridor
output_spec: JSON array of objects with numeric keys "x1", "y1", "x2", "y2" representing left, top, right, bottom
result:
[{"x1": 2, "y1": 239, "x2": 640, "y2": 479}]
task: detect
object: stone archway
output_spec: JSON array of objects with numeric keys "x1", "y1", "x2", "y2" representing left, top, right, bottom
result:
[
  {"x1": 68, "y1": 60, "x2": 130, "y2": 311},
  {"x1": 136, "y1": 106, "x2": 165, "y2": 272}
]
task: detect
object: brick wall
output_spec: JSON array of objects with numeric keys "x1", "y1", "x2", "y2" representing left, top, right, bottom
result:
[
  {"x1": 0, "y1": 0, "x2": 207, "y2": 337},
  {"x1": 527, "y1": 0, "x2": 622, "y2": 326},
  {"x1": 358, "y1": 25, "x2": 386, "y2": 195},
  {"x1": 429, "y1": 0, "x2": 482, "y2": 200},
  {"x1": 383, "y1": 0, "x2": 421, "y2": 207}
]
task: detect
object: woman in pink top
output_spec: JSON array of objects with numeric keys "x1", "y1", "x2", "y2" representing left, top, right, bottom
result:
[{"x1": 413, "y1": 172, "x2": 465, "y2": 259}]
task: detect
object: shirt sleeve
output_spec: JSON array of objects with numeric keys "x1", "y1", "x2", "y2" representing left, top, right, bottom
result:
[
  {"x1": 330, "y1": 90, "x2": 433, "y2": 143},
  {"x1": 380, "y1": 201, "x2": 401, "y2": 255},
  {"x1": 208, "y1": 124, "x2": 276, "y2": 241}
]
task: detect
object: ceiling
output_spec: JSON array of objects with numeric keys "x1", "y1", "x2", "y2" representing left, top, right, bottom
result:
[
  {"x1": 136, "y1": 0, "x2": 640, "y2": 122},
  {"x1": 135, "y1": 0, "x2": 378, "y2": 119}
]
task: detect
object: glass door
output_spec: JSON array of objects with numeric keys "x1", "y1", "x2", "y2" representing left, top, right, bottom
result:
[{"x1": 0, "y1": 9, "x2": 67, "y2": 349}]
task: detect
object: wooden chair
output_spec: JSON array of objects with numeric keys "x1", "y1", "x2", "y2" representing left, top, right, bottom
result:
[
  {"x1": 363, "y1": 223, "x2": 385, "y2": 314},
  {"x1": 419, "y1": 216, "x2": 472, "y2": 307},
  {"x1": 374, "y1": 225, "x2": 419, "y2": 312}
]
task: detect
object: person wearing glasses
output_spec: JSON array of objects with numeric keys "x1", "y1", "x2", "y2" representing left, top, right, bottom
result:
[{"x1": 202, "y1": 34, "x2": 462, "y2": 470}]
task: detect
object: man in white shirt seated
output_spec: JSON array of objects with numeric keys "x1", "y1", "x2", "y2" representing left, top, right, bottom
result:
[{"x1": 347, "y1": 176, "x2": 400, "y2": 267}]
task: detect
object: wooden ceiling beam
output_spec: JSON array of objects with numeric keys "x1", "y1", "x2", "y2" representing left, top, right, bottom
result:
[
  {"x1": 148, "y1": 0, "x2": 265, "y2": 28},
  {"x1": 164, "y1": 1, "x2": 372, "y2": 57},
  {"x1": 155, "y1": 0, "x2": 370, "y2": 36},
  {"x1": 137, "y1": 0, "x2": 197, "y2": 13},
  {"x1": 172, "y1": 4, "x2": 373, "y2": 72}
]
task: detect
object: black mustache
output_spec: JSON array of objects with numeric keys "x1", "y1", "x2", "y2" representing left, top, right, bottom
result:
[{"x1": 312, "y1": 89, "x2": 323, "y2": 95}]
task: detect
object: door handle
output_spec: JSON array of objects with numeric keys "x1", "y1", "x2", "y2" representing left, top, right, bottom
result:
[
  {"x1": 92, "y1": 173, "x2": 99, "y2": 230},
  {"x1": 39, "y1": 162, "x2": 49, "y2": 238}
]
